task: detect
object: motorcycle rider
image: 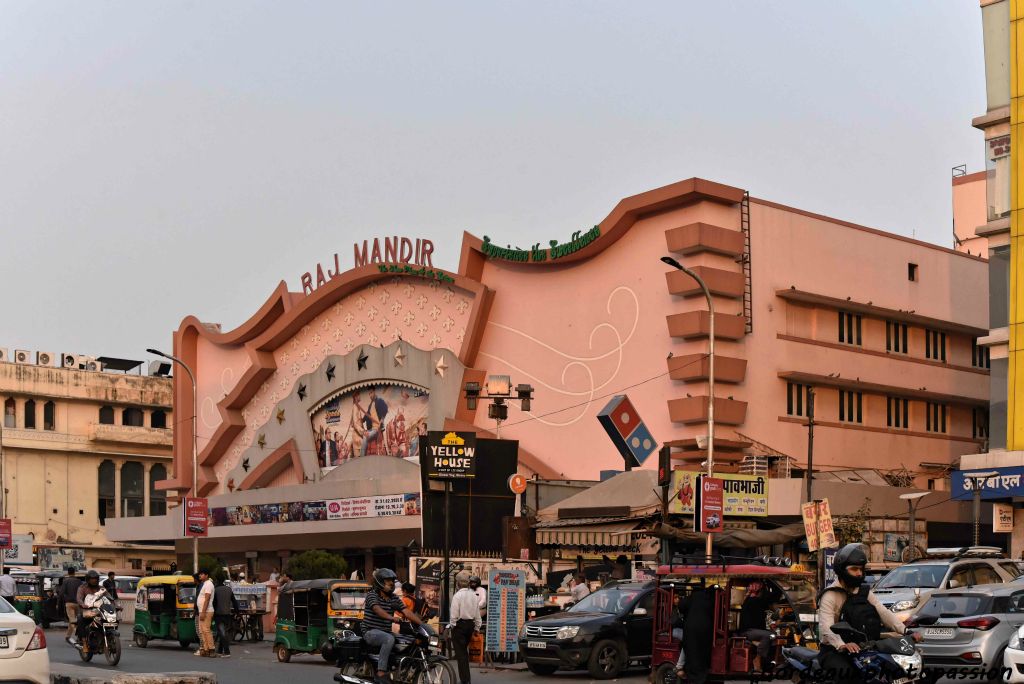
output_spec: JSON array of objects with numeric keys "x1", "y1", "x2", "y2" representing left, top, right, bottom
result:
[
  {"x1": 72, "y1": 570, "x2": 104, "y2": 650},
  {"x1": 819, "y1": 543, "x2": 921, "y2": 683},
  {"x1": 362, "y1": 568, "x2": 427, "y2": 684}
]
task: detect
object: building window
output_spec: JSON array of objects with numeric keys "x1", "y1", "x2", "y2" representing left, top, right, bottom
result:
[
  {"x1": 838, "y1": 390, "x2": 863, "y2": 423},
  {"x1": 926, "y1": 402, "x2": 948, "y2": 433},
  {"x1": 908, "y1": 263, "x2": 919, "y2": 281},
  {"x1": 150, "y1": 464, "x2": 167, "y2": 516},
  {"x1": 43, "y1": 401, "x2": 55, "y2": 431},
  {"x1": 886, "y1": 321, "x2": 908, "y2": 354},
  {"x1": 972, "y1": 339, "x2": 991, "y2": 369},
  {"x1": 925, "y1": 330, "x2": 947, "y2": 362},
  {"x1": 122, "y1": 407, "x2": 144, "y2": 427},
  {"x1": 23, "y1": 400, "x2": 35, "y2": 429},
  {"x1": 3, "y1": 398, "x2": 14, "y2": 428},
  {"x1": 98, "y1": 460, "x2": 115, "y2": 525},
  {"x1": 120, "y1": 461, "x2": 144, "y2": 517},
  {"x1": 99, "y1": 406, "x2": 114, "y2": 425},
  {"x1": 887, "y1": 397, "x2": 909, "y2": 429},
  {"x1": 786, "y1": 382, "x2": 811, "y2": 417},
  {"x1": 150, "y1": 410, "x2": 167, "y2": 429},
  {"x1": 838, "y1": 311, "x2": 862, "y2": 346},
  {"x1": 973, "y1": 407, "x2": 990, "y2": 439}
]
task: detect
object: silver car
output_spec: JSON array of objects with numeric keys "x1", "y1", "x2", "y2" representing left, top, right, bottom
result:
[{"x1": 911, "y1": 584, "x2": 1024, "y2": 682}]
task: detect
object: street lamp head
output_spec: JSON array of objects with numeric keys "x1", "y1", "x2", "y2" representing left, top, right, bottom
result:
[
  {"x1": 899, "y1": 492, "x2": 930, "y2": 501},
  {"x1": 661, "y1": 256, "x2": 683, "y2": 270},
  {"x1": 966, "y1": 471, "x2": 999, "y2": 480},
  {"x1": 146, "y1": 348, "x2": 169, "y2": 359}
]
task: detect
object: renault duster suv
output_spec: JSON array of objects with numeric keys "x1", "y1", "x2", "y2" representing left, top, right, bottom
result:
[{"x1": 519, "y1": 581, "x2": 654, "y2": 679}]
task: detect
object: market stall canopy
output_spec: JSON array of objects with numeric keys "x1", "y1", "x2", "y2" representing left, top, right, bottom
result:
[
  {"x1": 535, "y1": 519, "x2": 646, "y2": 549},
  {"x1": 536, "y1": 470, "x2": 660, "y2": 522},
  {"x1": 649, "y1": 521, "x2": 806, "y2": 549}
]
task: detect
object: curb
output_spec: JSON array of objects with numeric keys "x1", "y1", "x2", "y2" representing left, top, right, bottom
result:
[{"x1": 51, "y1": 670, "x2": 216, "y2": 684}]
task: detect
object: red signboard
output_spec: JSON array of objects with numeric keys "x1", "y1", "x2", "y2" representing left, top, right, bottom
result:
[
  {"x1": 695, "y1": 476, "x2": 725, "y2": 534},
  {"x1": 0, "y1": 519, "x2": 10, "y2": 550},
  {"x1": 184, "y1": 497, "x2": 209, "y2": 538}
]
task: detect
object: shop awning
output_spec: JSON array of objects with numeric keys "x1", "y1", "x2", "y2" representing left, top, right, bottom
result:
[{"x1": 536, "y1": 521, "x2": 645, "y2": 549}]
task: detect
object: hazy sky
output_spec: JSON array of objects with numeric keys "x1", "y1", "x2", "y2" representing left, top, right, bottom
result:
[{"x1": 0, "y1": 2, "x2": 985, "y2": 364}]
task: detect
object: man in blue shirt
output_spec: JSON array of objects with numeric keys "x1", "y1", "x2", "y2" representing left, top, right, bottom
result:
[{"x1": 363, "y1": 568, "x2": 426, "y2": 684}]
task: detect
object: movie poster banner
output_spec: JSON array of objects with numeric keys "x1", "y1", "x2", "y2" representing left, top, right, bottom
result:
[
  {"x1": 309, "y1": 383, "x2": 430, "y2": 475},
  {"x1": 210, "y1": 493, "x2": 421, "y2": 527},
  {"x1": 669, "y1": 471, "x2": 768, "y2": 517}
]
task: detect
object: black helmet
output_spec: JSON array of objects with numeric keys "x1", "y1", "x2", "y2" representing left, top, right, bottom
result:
[
  {"x1": 85, "y1": 570, "x2": 100, "y2": 585},
  {"x1": 373, "y1": 568, "x2": 398, "y2": 594},
  {"x1": 468, "y1": 575, "x2": 481, "y2": 589},
  {"x1": 833, "y1": 543, "x2": 868, "y2": 587}
]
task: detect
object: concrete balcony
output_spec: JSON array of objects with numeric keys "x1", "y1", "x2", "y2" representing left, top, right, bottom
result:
[
  {"x1": 665, "y1": 222, "x2": 744, "y2": 257},
  {"x1": 668, "y1": 353, "x2": 747, "y2": 383},
  {"x1": 89, "y1": 423, "x2": 173, "y2": 447},
  {"x1": 668, "y1": 396, "x2": 748, "y2": 425},
  {"x1": 666, "y1": 265, "x2": 745, "y2": 298},
  {"x1": 667, "y1": 311, "x2": 747, "y2": 340}
]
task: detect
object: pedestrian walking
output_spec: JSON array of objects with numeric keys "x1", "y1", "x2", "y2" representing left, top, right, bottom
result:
[
  {"x1": 195, "y1": 569, "x2": 216, "y2": 657},
  {"x1": 447, "y1": 572, "x2": 480, "y2": 684},
  {"x1": 213, "y1": 576, "x2": 238, "y2": 657},
  {"x1": 0, "y1": 568, "x2": 16, "y2": 604},
  {"x1": 61, "y1": 569, "x2": 83, "y2": 643},
  {"x1": 101, "y1": 571, "x2": 119, "y2": 601}
]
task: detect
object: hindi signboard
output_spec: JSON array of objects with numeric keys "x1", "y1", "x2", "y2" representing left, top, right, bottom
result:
[
  {"x1": 994, "y1": 503, "x2": 1015, "y2": 533},
  {"x1": 326, "y1": 494, "x2": 422, "y2": 519},
  {"x1": 801, "y1": 502, "x2": 820, "y2": 552},
  {"x1": 184, "y1": 497, "x2": 209, "y2": 538},
  {"x1": 0, "y1": 519, "x2": 11, "y2": 550},
  {"x1": 424, "y1": 432, "x2": 477, "y2": 479},
  {"x1": 802, "y1": 499, "x2": 837, "y2": 552},
  {"x1": 951, "y1": 467, "x2": 1024, "y2": 500},
  {"x1": 694, "y1": 476, "x2": 725, "y2": 533},
  {"x1": 486, "y1": 568, "x2": 526, "y2": 653},
  {"x1": 670, "y1": 471, "x2": 768, "y2": 517}
]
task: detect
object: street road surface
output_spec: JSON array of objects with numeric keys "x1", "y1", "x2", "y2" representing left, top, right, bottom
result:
[{"x1": 46, "y1": 629, "x2": 780, "y2": 684}]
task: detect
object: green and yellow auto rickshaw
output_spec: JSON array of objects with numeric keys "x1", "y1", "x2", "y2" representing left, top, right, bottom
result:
[
  {"x1": 132, "y1": 575, "x2": 198, "y2": 649},
  {"x1": 11, "y1": 573, "x2": 43, "y2": 625},
  {"x1": 274, "y1": 579, "x2": 346, "y2": 663}
]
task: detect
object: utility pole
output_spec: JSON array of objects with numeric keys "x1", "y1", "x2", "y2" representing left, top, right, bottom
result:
[
  {"x1": 805, "y1": 388, "x2": 815, "y2": 504},
  {"x1": 965, "y1": 472, "x2": 998, "y2": 546}
]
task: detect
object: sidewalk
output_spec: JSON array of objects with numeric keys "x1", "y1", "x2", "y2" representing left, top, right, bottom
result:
[{"x1": 51, "y1": 663, "x2": 216, "y2": 684}]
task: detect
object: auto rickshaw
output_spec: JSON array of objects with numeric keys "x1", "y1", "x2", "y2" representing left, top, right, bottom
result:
[
  {"x1": 650, "y1": 560, "x2": 818, "y2": 683},
  {"x1": 327, "y1": 579, "x2": 370, "y2": 633},
  {"x1": 11, "y1": 573, "x2": 44, "y2": 625},
  {"x1": 132, "y1": 575, "x2": 198, "y2": 649},
  {"x1": 274, "y1": 578, "x2": 345, "y2": 662}
]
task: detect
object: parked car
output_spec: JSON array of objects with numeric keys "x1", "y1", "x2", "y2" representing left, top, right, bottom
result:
[
  {"x1": 519, "y1": 581, "x2": 654, "y2": 679},
  {"x1": 0, "y1": 596, "x2": 49, "y2": 684},
  {"x1": 871, "y1": 546, "x2": 1018, "y2": 623},
  {"x1": 909, "y1": 584, "x2": 1024, "y2": 682}
]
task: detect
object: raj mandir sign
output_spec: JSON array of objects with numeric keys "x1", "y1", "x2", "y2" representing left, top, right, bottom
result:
[{"x1": 300, "y1": 236, "x2": 438, "y2": 295}]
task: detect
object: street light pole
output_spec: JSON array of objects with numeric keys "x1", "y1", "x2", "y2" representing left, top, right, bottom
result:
[
  {"x1": 964, "y1": 472, "x2": 998, "y2": 547},
  {"x1": 147, "y1": 348, "x2": 199, "y2": 573},
  {"x1": 899, "y1": 492, "x2": 930, "y2": 560},
  {"x1": 661, "y1": 256, "x2": 715, "y2": 561}
]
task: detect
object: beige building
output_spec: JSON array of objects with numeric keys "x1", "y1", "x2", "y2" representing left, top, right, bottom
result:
[{"x1": 0, "y1": 353, "x2": 175, "y2": 571}]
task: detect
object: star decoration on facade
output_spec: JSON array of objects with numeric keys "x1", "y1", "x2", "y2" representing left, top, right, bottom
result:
[
  {"x1": 297, "y1": 383, "x2": 307, "y2": 400},
  {"x1": 435, "y1": 355, "x2": 448, "y2": 378},
  {"x1": 394, "y1": 346, "x2": 406, "y2": 367},
  {"x1": 276, "y1": 409, "x2": 285, "y2": 424},
  {"x1": 326, "y1": 362, "x2": 336, "y2": 381},
  {"x1": 357, "y1": 349, "x2": 369, "y2": 370},
  {"x1": 257, "y1": 433, "x2": 266, "y2": 449},
  {"x1": 242, "y1": 458, "x2": 250, "y2": 472}
]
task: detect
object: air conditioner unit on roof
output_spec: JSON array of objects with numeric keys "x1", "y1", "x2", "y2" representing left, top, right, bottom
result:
[
  {"x1": 61, "y1": 353, "x2": 77, "y2": 369},
  {"x1": 14, "y1": 350, "x2": 31, "y2": 364},
  {"x1": 0, "y1": 348, "x2": 8, "y2": 363},
  {"x1": 36, "y1": 351, "x2": 54, "y2": 367}
]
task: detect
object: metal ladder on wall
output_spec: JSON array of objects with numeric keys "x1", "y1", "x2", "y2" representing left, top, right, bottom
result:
[{"x1": 740, "y1": 191, "x2": 753, "y2": 333}]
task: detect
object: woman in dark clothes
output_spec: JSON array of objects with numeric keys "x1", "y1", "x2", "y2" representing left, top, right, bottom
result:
[{"x1": 682, "y1": 586, "x2": 716, "y2": 684}]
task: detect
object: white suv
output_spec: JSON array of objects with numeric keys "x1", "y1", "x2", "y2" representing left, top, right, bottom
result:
[{"x1": 870, "y1": 546, "x2": 1019, "y2": 623}]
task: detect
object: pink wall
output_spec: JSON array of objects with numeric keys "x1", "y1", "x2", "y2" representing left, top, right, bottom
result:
[{"x1": 952, "y1": 172, "x2": 988, "y2": 257}]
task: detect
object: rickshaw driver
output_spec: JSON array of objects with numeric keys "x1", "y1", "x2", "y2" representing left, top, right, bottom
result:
[
  {"x1": 363, "y1": 568, "x2": 428, "y2": 684},
  {"x1": 737, "y1": 580, "x2": 783, "y2": 672},
  {"x1": 819, "y1": 544, "x2": 921, "y2": 683}
]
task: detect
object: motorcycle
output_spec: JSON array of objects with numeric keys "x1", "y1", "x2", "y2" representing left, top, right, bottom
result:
[
  {"x1": 333, "y1": 622, "x2": 456, "y2": 684},
  {"x1": 77, "y1": 588, "x2": 122, "y2": 666},
  {"x1": 782, "y1": 622, "x2": 921, "y2": 684}
]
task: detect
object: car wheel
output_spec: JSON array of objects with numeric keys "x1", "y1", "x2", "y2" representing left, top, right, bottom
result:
[
  {"x1": 653, "y1": 662, "x2": 677, "y2": 684},
  {"x1": 526, "y1": 662, "x2": 558, "y2": 676},
  {"x1": 276, "y1": 643, "x2": 292, "y2": 663},
  {"x1": 587, "y1": 639, "x2": 626, "y2": 680}
]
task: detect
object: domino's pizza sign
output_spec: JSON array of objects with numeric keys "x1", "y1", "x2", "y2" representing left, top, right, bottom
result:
[{"x1": 597, "y1": 395, "x2": 657, "y2": 468}]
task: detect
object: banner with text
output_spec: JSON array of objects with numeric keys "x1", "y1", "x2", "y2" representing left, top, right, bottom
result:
[
  {"x1": 327, "y1": 494, "x2": 420, "y2": 520},
  {"x1": 486, "y1": 568, "x2": 526, "y2": 653},
  {"x1": 670, "y1": 471, "x2": 768, "y2": 517}
]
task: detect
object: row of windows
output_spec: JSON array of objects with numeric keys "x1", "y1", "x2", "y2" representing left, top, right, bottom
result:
[
  {"x1": 786, "y1": 382, "x2": 989, "y2": 437},
  {"x1": 839, "y1": 311, "x2": 990, "y2": 368},
  {"x1": 97, "y1": 460, "x2": 167, "y2": 523},
  {"x1": 2, "y1": 399, "x2": 167, "y2": 431}
]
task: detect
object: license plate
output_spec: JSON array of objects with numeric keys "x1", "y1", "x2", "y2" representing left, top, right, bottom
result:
[
  {"x1": 0, "y1": 636, "x2": 7, "y2": 648},
  {"x1": 924, "y1": 627, "x2": 955, "y2": 639},
  {"x1": 527, "y1": 640, "x2": 546, "y2": 650},
  {"x1": 892, "y1": 679, "x2": 911, "y2": 684}
]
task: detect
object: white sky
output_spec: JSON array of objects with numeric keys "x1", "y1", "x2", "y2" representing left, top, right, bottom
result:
[{"x1": 0, "y1": 1, "x2": 986, "y2": 362}]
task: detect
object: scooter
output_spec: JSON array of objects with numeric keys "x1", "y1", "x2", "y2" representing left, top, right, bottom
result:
[
  {"x1": 76, "y1": 588, "x2": 122, "y2": 666},
  {"x1": 782, "y1": 622, "x2": 922, "y2": 684}
]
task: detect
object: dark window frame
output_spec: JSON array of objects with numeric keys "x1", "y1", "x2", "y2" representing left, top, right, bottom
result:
[
  {"x1": 23, "y1": 400, "x2": 35, "y2": 429},
  {"x1": 43, "y1": 401, "x2": 55, "y2": 431}
]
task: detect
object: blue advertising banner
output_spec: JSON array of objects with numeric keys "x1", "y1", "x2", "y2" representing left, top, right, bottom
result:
[
  {"x1": 824, "y1": 548, "x2": 836, "y2": 586},
  {"x1": 486, "y1": 569, "x2": 526, "y2": 653},
  {"x1": 950, "y1": 467, "x2": 1024, "y2": 501}
]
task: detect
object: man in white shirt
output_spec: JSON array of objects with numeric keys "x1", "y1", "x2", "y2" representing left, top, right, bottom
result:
[
  {"x1": 571, "y1": 572, "x2": 590, "y2": 603},
  {"x1": 0, "y1": 568, "x2": 17, "y2": 603},
  {"x1": 195, "y1": 569, "x2": 216, "y2": 657},
  {"x1": 447, "y1": 572, "x2": 481, "y2": 684},
  {"x1": 468, "y1": 575, "x2": 486, "y2": 621}
]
